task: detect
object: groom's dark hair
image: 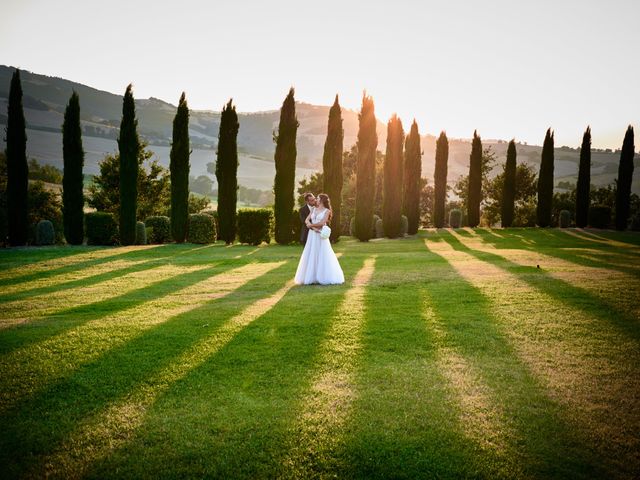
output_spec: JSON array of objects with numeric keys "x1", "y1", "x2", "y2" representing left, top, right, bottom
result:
[{"x1": 303, "y1": 192, "x2": 314, "y2": 201}]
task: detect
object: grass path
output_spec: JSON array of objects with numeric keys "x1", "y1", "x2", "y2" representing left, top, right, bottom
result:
[{"x1": 0, "y1": 229, "x2": 639, "y2": 479}]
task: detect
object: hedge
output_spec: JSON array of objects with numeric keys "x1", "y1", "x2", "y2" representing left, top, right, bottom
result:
[
  {"x1": 36, "y1": 220, "x2": 55, "y2": 245},
  {"x1": 135, "y1": 221, "x2": 147, "y2": 245},
  {"x1": 238, "y1": 209, "x2": 272, "y2": 245},
  {"x1": 200, "y1": 209, "x2": 219, "y2": 240},
  {"x1": 187, "y1": 213, "x2": 216, "y2": 244},
  {"x1": 86, "y1": 212, "x2": 118, "y2": 245},
  {"x1": 559, "y1": 210, "x2": 571, "y2": 228},
  {"x1": 145, "y1": 216, "x2": 171, "y2": 244},
  {"x1": 449, "y1": 209, "x2": 462, "y2": 228},
  {"x1": 588, "y1": 205, "x2": 611, "y2": 229}
]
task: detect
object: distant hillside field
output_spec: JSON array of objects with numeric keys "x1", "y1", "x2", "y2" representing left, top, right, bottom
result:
[{"x1": 1, "y1": 65, "x2": 637, "y2": 193}]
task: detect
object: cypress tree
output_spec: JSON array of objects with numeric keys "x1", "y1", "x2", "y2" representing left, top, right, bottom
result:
[
  {"x1": 322, "y1": 95, "x2": 343, "y2": 243},
  {"x1": 402, "y1": 120, "x2": 421, "y2": 235},
  {"x1": 216, "y1": 99, "x2": 239, "y2": 244},
  {"x1": 615, "y1": 126, "x2": 635, "y2": 231},
  {"x1": 575, "y1": 126, "x2": 591, "y2": 228},
  {"x1": 170, "y1": 92, "x2": 190, "y2": 243},
  {"x1": 273, "y1": 88, "x2": 298, "y2": 244},
  {"x1": 354, "y1": 93, "x2": 377, "y2": 241},
  {"x1": 536, "y1": 128, "x2": 554, "y2": 227},
  {"x1": 383, "y1": 115, "x2": 404, "y2": 238},
  {"x1": 6, "y1": 69, "x2": 28, "y2": 246},
  {"x1": 433, "y1": 131, "x2": 449, "y2": 228},
  {"x1": 118, "y1": 84, "x2": 139, "y2": 245},
  {"x1": 62, "y1": 91, "x2": 85, "y2": 245},
  {"x1": 467, "y1": 130, "x2": 483, "y2": 227},
  {"x1": 501, "y1": 139, "x2": 517, "y2": 227}
]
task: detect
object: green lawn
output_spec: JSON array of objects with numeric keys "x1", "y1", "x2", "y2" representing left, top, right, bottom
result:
[{"x1": 0, "y1": 228, "x2": 639, "y2": 479}]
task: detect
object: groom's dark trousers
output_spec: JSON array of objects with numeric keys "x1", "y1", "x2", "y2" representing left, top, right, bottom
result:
[{"x1": 300, "y1": 204, "x2": 310, "y2": 245}]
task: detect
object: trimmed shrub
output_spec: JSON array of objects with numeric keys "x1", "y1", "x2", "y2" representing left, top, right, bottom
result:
[
  {"x1": 135, "y1": 221, "x2": 147, "y2": 245},
  {"x1": 375, "y1": 218, "x2": 384, "y2": 238},
  {"x1": 238, "y1": 208, "x2": 272, "y2": 245},
  {"x1": 350, "y1": 215, "x2": 379, "y2": 238},
  {"x1": 449, "y1": 209, "x2": 462, "y2": 228},
  {"x1": 200, "y1": 209, "x2": 219, "y2": 240},
  {"x1": 400, "y1": 215, "x2": 408, "y2": 236},
  {"x1": 145, "y1": 216, "x2": 171, "y2": 244},
  {"x1": 86, "y1": 212, "x2": 118, "y2": 245},
  {"x1": 187, "y1": 213, "x2": 216, "y2": 244},
  {"x1": 36, "y1": 220, "x2": 55, "y2": 245},
  {"x1": 559, "y1": 210, "x2": 571, "y2": 228},
  {"x1": 588, "y1": 205, "x2": 612, "y2": 229}
]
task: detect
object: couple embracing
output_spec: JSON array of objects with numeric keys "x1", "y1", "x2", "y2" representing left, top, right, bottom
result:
[{"x1": 294, "y1": 193, "x2": 345, "y2": 286}]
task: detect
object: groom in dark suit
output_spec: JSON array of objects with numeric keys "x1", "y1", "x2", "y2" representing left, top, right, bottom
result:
[{"x1": 299, "y1": 192, "x2": 316, "y2": 246}]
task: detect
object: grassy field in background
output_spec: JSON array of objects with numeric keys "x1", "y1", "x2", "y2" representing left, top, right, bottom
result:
[{"x1": 0, "y1": 228, "x2": 639, "y2": 479}]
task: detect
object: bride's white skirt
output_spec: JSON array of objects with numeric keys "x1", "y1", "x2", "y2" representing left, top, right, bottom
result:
[{"x1": 294, "y1": 230, "x2": 345, "y2": 285}]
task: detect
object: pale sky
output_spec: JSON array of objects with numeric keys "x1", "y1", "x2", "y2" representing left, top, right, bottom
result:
[{"x1": 1, "y1": 0, "x2": 638, "y2": 149}]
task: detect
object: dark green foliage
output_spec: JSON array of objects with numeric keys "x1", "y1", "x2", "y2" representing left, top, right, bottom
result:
[
  {"x1": 449, "y1": 209, "x2": 462, "y2": 228},
  {"x1": 575, "y1": 127, "x2": 591, "y2": 228},
  {"x1": 200, "y1": 209, "x2": 219, "y2": 240},
  {"x1": 273, "y1": 88, "x2": 298, "y2": 244},
  {"x1": 559, "y1": 210, "x2": 571, "y2": 228},
  {"x1": 170, "y1": 93, "x2": 190, "y2": 243},
  {"x1": 145, "y1": 216, "x2": 171, "y2": 244},
  {"x1": 322, "y1": 95, "x2": 344, "y2": 243},
  {"x1": 615, "y1": 126, "x2": 635, "y2": 230},
  {"x1": 355, "y1": 94, "x2": 378, "y2": 241},
  {"x1": 118, "y1": 84, "x2": 140, "y2": 245},
  {"x1": 467, "y1": 130, "x2": 482, "y2": 227},
  {"x1": 135, "y1": 221, "x2": 147, "y2": 245},
  {"x1": 501, "y1": 140, "x2": 517, "y2": 227},
  {"x1": 375, "y1": 218, "x2": 384, "y2": 238},
  {"x1": 589, "y1": 205, "x2": 612, "y2": 229},
  {"x1": 400, "y1": 214, "x2": 408, "y2": 236},
  {"x1": 0, "y1": 153, "x2": 7, "y2": 245},
  {"x1": 27, "y1": 181, "x2": 63, "y2": 244},
  {"x1": 188, "y1": 194, "x2": 210, "y2": 214},
  {"x1": 28, "y1": 159, "x2": 62, "y2": 184},
  {"x1": 6, "y1": 69, "x2": 29, "y2": 245},
  {"x1": 291, "y1": 209, "x2": 302, "y2": 243},
  {"x1": 433, "y1": 132, "x2": 449, "y2": 228},
  {"x1": 537, "y1": 128, "x2": 555, "y2": 227},
  {"x1": 383, "y1": 115, "x2": 404, "y2": 238},
  {"x1": 215, "y1": 99, "x2": 239, "y2": 244},
  {"x1": 237, "y1": 208, "x2": 272, "y2": 245},
  {"x1": 187, "y1": 213, "x2": 216, "y2": 244},
  {"x1": 62, "y1": 91, "x2": 85, "y2": 245},
  {"x1": 36, "y1": 220, "x2": 55, "y2": 245},
  {"x1": 86, "y1": 212, "x2": 118, "y2": 245},
  {"x1": 402, "y1": 120, "x2": 421, "y2": 234}
]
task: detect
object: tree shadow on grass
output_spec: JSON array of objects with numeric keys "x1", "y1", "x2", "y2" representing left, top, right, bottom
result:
[
  {"x1": 335, "y1": 251, "x2": 493, "y2": 479},
  {"x1": 446, "y1": 231, "x2": 640, "y2": 344},
  {"x1": 0, "y1": 259, "x2": 305, "y2": 478},
  {"x1": 420, "y1": 241, "x2": 608, "y2": 478},
  {"x1": 82, "y1": 257, "x2": 366, "y2": 479}
]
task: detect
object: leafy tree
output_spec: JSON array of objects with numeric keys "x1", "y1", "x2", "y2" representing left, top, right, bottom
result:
[
  {"x1": 403, "y1": 120, "x2": 421, "y2": 234},
  {"x1": 615, "y1": 125, "x2": 635, "y2": 230},
  {"x1": 354, "y1": 93, "x2": 377, "y2": 241},
  {"x1": 6, "y1": 69, "x2": 29, "y2": 245},
  {"x1": 28, "y1": 180, "x2": 63, "y2": 243},
  {"x1": 501, "y1": 139, "x2": 517, "y2": 227},
  {"x1": 453, "y1": 147, "x2": 496, "y2": 221},
  {"x1": 467, "y1": 130, "x2": 483, "y2": 227},
  {"x1": 28, "y1": 159, "x2": 63, "y2": 184},
  {"x1": 536, "y1": 128, "x2": 554, "y2": 227},
  {"x1": 118, "y1": 84, "x2": 140, "y2": 245},
  {"x1": 575, "y1": 126, "x2": 591, "y2": 228},
  {"x1": 170, "y1": 92, "x2": 190, "y2": 243},
  {"x1": 419, "y1": 178, "x2": 433, "y2": 227},
  {"x1": 297, "y1": 172, "x2": 324, "y2": 207},
  {"x1": 273, "y1": 88, "x2": 298, "y2": 244},
  {"x1": 433, "y1": 132, "x2": 449, "y2": 228},
  {"x1": 383, "y1": 115, "x2": 404, "y2": 238},
  {"x1": 62, "y1": 91, "x2": 85, "y2": 245},
  {"x1": 322, "y1": 95, "x2": 344, "y2": 242},
  {"x1": 215, "y1": 99, "x2": 239, "y2": 244},
  {"x1": 484, "y1": 163, "x2": 538, "y2": 227},
  {"x1": 188, "y1": 194, "x2": 210, "y2": 214},
  {"x1": 189, "y1": 175, "x2": 214, "y2": 197}
]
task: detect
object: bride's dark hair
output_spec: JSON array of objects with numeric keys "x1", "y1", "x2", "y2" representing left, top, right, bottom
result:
[{"x1": 318, "y1": 193, "x2": 332, "y2": 223}]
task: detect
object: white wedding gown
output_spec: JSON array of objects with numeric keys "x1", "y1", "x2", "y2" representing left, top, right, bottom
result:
[{"x1": 294, "y1": 208, "x2": 345, "y2": 285}]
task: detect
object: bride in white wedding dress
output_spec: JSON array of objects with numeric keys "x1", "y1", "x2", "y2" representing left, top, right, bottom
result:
[{"x1": 294, "y1": 194, "x2": 345, "y2": 285}]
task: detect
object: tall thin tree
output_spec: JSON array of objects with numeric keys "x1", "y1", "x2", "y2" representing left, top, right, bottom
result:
[
  {"x1": 118, "y1": 84, "x2": 139, "y2": 245},
  {"x1": 575, "y1": 126, "x2": 591, "y2": 228},
  {"x1": 62, "y1": 91, "x2": 85, "y2": 245},
  {"x1": 322, "y1": 95, "x2": 343, "y2": 243},
  {"x1": 403, "y1": 120, "x2": 421, "y2": 235},
  {"x1": 6, "y1": 69, "x2": 28, "y2": 246},
  {"x1": 467, "y1": 130, "x2": 483, "y2": 227},
  {"x1": 355, "y1": 93, "x2": 377, "y2": 241},
  {"x1": 433, "y1": 131, "x2": 449, "y2": 228},
  {"x1": 615, "y1": 125, "x2": 635, "y2": 231},
  {"x1": 170, "y1": 92, "x2": 190, "y2": 242},
  {"x1": 501, "y1": 139, "x2": 517, "y2": 227},
  {"x1": 537, "y1": 128, "x2": 554, "y2": 227},
  {"x1": 216, "y1": 99, "x2": 239, "y2": 244},
  {"x1": 273, "y1": 88, "x2": 298, "y2": 244},
  {"x1": 383, "y1": 115, "x2": 404, "y2": 238}
]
